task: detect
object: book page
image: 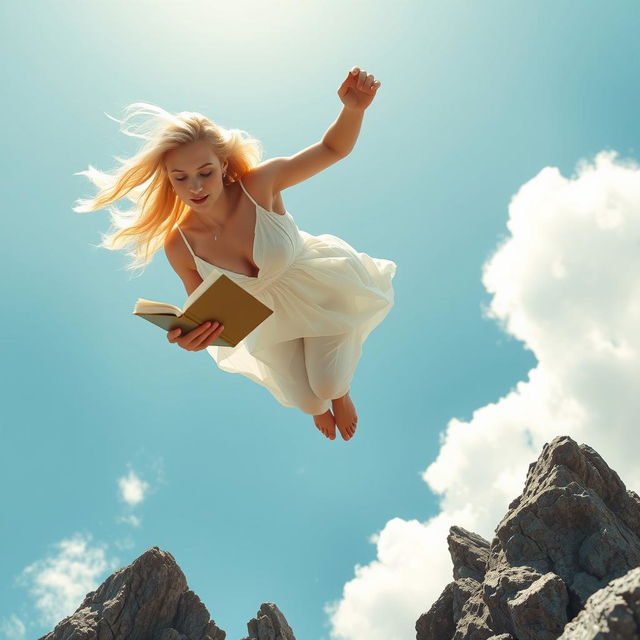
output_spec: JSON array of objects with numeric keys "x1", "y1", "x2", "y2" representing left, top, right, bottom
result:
[{"x1": 133, "y1": 298, "x2": 183, "y2": 316}]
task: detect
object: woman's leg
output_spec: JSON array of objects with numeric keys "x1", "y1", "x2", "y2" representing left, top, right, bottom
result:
[
  {"x1": 303, "y1": 332, "x2": 362, "y2": 439},
  {"x1": 259, "y1": 338, "x2": 331, "y2": 418}
]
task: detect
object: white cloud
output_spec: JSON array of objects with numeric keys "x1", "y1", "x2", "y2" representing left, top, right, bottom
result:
[
  {"x1": 15, "y1": 533, "x2": 119, "y2": 628},
  {"x1": 326, "y1": 152, "x2": 640, "y2": 640},
  {"x1": 0, "y1": 614, "x2": 26, "y2": 640},
  {"x1": 117, "y1": 468, "x2": 150, "y2": 507},
  {"x1": 117, "y1": 514, "x2": 142, "y2": 527}
]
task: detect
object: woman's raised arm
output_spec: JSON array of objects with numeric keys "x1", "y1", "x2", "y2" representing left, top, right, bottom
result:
[{"x1": 258, "y1": 66, "x2": 382, "y2": 194}]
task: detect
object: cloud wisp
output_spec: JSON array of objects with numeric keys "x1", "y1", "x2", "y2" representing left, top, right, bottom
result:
[
  {"x1": 0, "y1": 614, "x2": 26, "y2": 640},
  {"x1": 15, "y1": 533, "x2": 120, "y2": 629}
]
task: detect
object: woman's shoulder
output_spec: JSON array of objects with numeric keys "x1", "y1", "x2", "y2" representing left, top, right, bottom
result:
[
  {"x1": 241, "y1": 165, "x2": 287, "y2": 215},
  {"x1": 164, "y1": 224, "x2": 194, "y2": 268}
]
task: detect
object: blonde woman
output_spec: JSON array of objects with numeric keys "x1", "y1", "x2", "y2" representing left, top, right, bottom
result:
[{"x1": 74, "y1": 66, "x2": 396, "y2": 442}]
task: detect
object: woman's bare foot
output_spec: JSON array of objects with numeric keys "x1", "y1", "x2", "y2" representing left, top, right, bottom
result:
[
  {"x1": 313, "y1": 409, "x2": 337, "y2": 440},
  {"x1": 332, "y1": 390, "x2": 358, "y2": 441}
]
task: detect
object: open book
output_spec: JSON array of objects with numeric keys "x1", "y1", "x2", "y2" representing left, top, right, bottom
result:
[{"x1": 133, "y1": 272, "x2": 273, "y2": 348}]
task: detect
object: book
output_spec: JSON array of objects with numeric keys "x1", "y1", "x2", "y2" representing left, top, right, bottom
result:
[{"x1": 133, "y1": 272, "x2": 273, "y2": 348}]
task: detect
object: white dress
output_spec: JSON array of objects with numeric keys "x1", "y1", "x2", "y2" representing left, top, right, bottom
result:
[{"x1": 176, "y1": 179, "x2": 397, "y2": 416}]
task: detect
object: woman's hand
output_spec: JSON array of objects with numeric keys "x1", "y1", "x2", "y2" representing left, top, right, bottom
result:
[
  {"x1": 337, "y1": 66, "x2": 381, "y2": 111},
  {"x1": 167, "y1": 321, "x2": 225, "y2": 351}
]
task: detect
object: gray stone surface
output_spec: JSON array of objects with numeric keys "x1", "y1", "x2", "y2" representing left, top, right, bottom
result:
[
  {"x1": 241, "y1": 602, "x2": 296, "y2": 640},
  {"x1": 558, "y1": 565, "x2": 640, "y2": 639},
  {"x1": 416, "y1": 582, "x2": 456, "y2": 640},
  {"x1": 449, "y1": 526, "x2": 490, "y2": 582},
  {"x1": 416, "y1": 435, "x2": 640, "y2": 640}
]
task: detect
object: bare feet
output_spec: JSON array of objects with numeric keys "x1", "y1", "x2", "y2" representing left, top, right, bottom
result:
[
  {"x1": 332, "y1": 390, "x2": 358, "y2": 441},
  {"x1": 313, "y1": 409, "x2": 337, "y2": 440}
]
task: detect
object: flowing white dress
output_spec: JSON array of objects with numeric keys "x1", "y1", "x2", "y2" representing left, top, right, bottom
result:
[{"x1": 176, "y1": 179, "x2": 397, "y2": 415}]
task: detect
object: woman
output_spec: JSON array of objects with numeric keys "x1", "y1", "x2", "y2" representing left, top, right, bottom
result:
[{"x1": 74, "y1": 66, "x2": 396, "y2": 442}]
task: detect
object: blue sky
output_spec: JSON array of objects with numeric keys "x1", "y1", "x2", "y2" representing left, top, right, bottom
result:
[{"x1": 2, "y1": 2, "x2": 640, "y2": 639}]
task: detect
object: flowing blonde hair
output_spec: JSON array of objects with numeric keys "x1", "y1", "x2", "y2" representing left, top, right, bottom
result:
[{"x1": 72, "y1": 102, "x2": 264, "y2": 272}]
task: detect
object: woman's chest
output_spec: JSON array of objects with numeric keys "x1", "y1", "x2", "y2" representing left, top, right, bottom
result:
[
  {"x1": 191, "y1": 209, "x2": 299, "y2": 279},
  {"x1": 189, "y1": 205, "x2": 260, "y2": 277},
  {"x1": 199, "y1": 229, "x2": 259, "y2": 277}
]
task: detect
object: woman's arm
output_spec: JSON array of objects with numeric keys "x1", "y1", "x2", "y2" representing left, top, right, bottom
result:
[
  {"x1": 163, "y1": 229, "x2": 224, "y2": 351},
  {"x1": 260, "y1": 67, "x2": 381, "y2": 194},
  {"x1": 324, "y1": 66, "x2": 380, "y2": 154},
  {"x1": 164, "y1": 228, "x2": 204, "y2": 296},
  {"x1": 322, "y1": 106, "x2": 365, "y2": 157}
]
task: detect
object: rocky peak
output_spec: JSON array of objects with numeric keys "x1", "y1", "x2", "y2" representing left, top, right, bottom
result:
[
  {"x1": 37, "y1": 546, "x2": 296, "y2": 640},
  {"x1": 242, "y1": 603, "x2": 296, "y2": 640},
  {"x1": 416, "y1": 435, "x2": 640, "y2": 640}
]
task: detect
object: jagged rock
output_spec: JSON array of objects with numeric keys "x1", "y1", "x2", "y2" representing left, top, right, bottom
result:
[
  {"x1": 416, "y1": 530, "x2": 492, "y2": 640},
  {"x1": 38, "y1": 546, "x2": 226, "y2": 640},
  {"x1": 558, "y1": 565, "x2": 640, "y2": 639},
  {"x1": 451, "y1": 587, "x2": 495, "y2": 640},
  {"x1": 37, "y1": 546, "x2": 294, "y2": 640},
  {"x1": 37, "y1": 546, "x2": 226, "y2": 640},
  {"x1": 241, "y1": 602, "x2": 296, "y2": 640},
  {"x1": 416, "y1": 582, "x2": 456, "y2": 640},
  {"x1": 449, "y1": 526, "x2": 490, "y2": 582},
  {"x1": 452, "y1": 578, "x2": 483, "y2": 625},
  {"x1": 416, "y1": 435, "x2": 640, "y2": 640}
]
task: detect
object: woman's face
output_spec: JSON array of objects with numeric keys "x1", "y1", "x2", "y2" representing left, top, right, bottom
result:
[{"x1": 165, "y1": 140, "x2": 227, "y2": 209}]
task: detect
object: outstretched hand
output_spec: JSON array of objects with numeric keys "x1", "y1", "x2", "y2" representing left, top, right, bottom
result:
[{"x1": 337, "y1": 66, "x2": 381, "y2": 111}]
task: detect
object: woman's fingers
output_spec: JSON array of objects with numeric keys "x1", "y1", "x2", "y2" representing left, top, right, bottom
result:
[
  {"x1": 191, "y1": 321, "x2": 223, "y2": 350},
  {"x1": 172, "y1": 321, "x2": 225, "y2": 351},
  {"x1": 180, "y1": 322, "x2": 215, "y2": 350},
  {"x1": 167, "y1": 322, "x2": 211, "y2": 347},
  {"x1": 202, "y1": 322, "x2": 225, "y2": 348},
  {"x1": 348, "y1": 66, "x2": 380, "y2": 91}
]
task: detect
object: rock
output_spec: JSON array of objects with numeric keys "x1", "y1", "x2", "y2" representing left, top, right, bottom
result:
[
  {"x1": 448, "y1": 526, "x2": 490, "y2": 582},
  {"x1": 452, "y1": 577, "x2": 483, "y2": 626},
  {"x1": 558, "y1": 565, "x2": 640, "y2": 639},
  {"x1": 416, "y1": 582, "x2": 455, "y2": 640},
  {"x1": 37, "y1": 546, "x2": 295, "y2": 640},
  {"x1": 242, "y1": 602, "x2": 296, "y2": 640},
  {"x1": 415, "y1": 435, "x2": 640, "y2": 639},
  {"x1": 38, "y1": 546, "x2": 226, "y2": 640}
]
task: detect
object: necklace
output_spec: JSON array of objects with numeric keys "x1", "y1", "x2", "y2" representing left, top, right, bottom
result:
[{"x1": 207, "y1": 219, "x2": 225, "y2": 241}]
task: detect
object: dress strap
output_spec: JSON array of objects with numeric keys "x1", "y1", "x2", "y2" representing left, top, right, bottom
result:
[
  {"x1": 176, "y1": 225, "x2": 196, "y2": 260},
  {"x1": 238, "y1": 178, "x2": 260, "y2": 209}
]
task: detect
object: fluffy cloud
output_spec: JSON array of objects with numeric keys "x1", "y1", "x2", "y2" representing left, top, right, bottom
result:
[
  {"x1": 117, "y1": 469, "x2": 150, "y2": 507},
  {"x1": 326, "y1": 152, "x2": 640, "y2": 640},
  {"x1": 16, "y1": 533, "x2": 119, "y2": 628}
]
